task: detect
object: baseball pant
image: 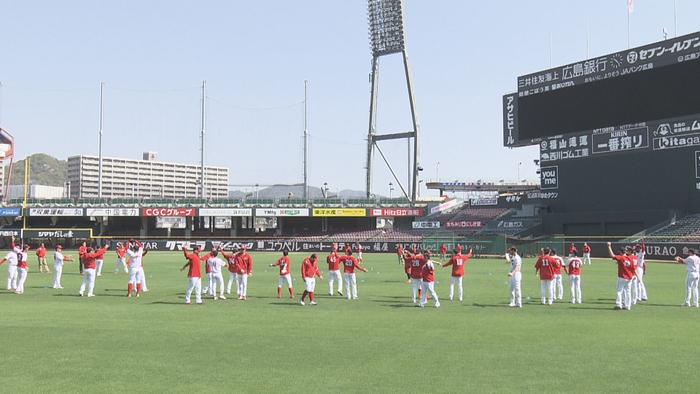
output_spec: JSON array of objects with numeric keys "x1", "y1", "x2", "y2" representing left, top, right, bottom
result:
[
  {"x1": 95, "y1": 259, "x2": 104, "y2": 276},
  {"x1": 185, "y1": 277, "x2": 202, "y2": 304},
  {"x1": 278, "y1": 274, "x2": 292, "y2": 289},
  {"x1": 685, "y1": 271, "x2": 699, "y2": 307},
  {"x1": 227, "y1": 272, "x2": 237, "y2": 294},
  {"x1": 6, "y1": 265, "x2": 18, "y2": 290},
  {"x1": 38, "y1": 257, "x2": 50, "y2": 272},
  {"x1": 583, "y1": 253, "x2": 592, "y2": 265},
  {"x1": 540, "y1": 279, "x2": 554, "y2": 304},
  {"x1": 553, "y1": 273, "x2": 563, "y2": 299},
  {"x1": 328, "y1": 269, "x2": 342, "y2": 294},
  {"x1": 211, "y1": 272, "x2": 224, "y2": 297},
  {"x1": 140, "y1": 269, "x2": 148, "y2": 291},
  {"x1": 419, "y1": 281, "x2": 439, "y2": 307},
  {"x1": 569, "y1": 274, "x2": 581, "y2": 303},
  {"x1": 449, "y1": 276, "x2": 464, "y2": 301},
  {"x1": 79, "y1": 258, "x2": 84, "y2": 274},
  {"x1": 635, "y1": 267, "x2": 647, "y2": 300},
  {"x1": 115, "y1": 257, "x2": 128, "y2": 273},
  {"x1": 237, "y1": 273, "x2": 248, "y2": 297},
  {"x1": 79, "y1": 268, "x2": 97, "y2": 296},
  {"x1": 129, "y1": 267, "x2": 144, "y2": 288},
  {"x1": 202, "y1": 272, "x2": 213, "y2": 295},
  {"x1": 411, "y1": 278, "x2": 422, "y2": 303},
  {"x1": 304, "y1": 277, "x2": 316, "y2": 292},
  {"x1": 616, "y1": 277, "x2": 633, "y2": 309},
  {"x1": 16, "y1": 267, "x2": 27, "y2": 293},
  {"x1": 343, "y1": 272, "x2": 358, "y2": 299},
  {"x1": 53, "y1": 263, "x2": 63, "y2": 288},
  {"x1": 509, "y1": 272, "x2": 522, "y2": 306}
]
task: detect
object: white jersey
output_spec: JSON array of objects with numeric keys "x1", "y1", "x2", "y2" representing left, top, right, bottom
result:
[
  {"x1": 682, "y1": 255, "x2": 700, "y2": 273},
  {"x1": 19, "y1": 251, "x2": 28, "y2": 265},
  {"x1": 509, "y1": 254, "x2": 522, "y2": 272},
  {"x1": 636, "y1": 251, "x2": 645, "y2": 266},
  {"x1": 207, "y1": 257, "x2": 226, "y2": 274},
  {"x1": 126, "y1": 248, "x2": 143, "y2": 268},
  {"x1": 54, "y1": 252, "x2": 66, "y2": 266},
  {"x1": 3, "y1": 251, "x2": 18, "y2": 267}
]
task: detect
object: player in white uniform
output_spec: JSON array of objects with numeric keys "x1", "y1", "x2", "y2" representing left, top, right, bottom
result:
[
  {"x1": 15, "y1": 244, "x2": 30, "y2": 294},
  {"x1": 125, "y1": 239, "x2": 144, "y2": 297},
  {"x1": 207, "y1": 250, "x2": 227, "y2": 300},
  {"x1": 632, "y1": 244, "x2": 647, "y2": 302},
  {"x1": 564, "y1": 251, "x2": 583, "y2": 303},
  {"x1": 506, "y1": 246, "x2": 522, "y2": 307},
  {"x1": 95, "y1": 243, "x2": 105, "y2": 276},
  {"x1": 676, "y1": 248, "x2": 700, "y2": 307},
  {"x1": 0, "y1": 244, "x2": 21, "y2": 291},
  {"x1": 52, "y1": 245, "x2": 72, "y2": 289}
]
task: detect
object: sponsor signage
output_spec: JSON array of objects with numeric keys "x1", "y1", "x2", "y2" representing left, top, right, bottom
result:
[
  {"x1": 430, "y1": 199, "x2": 459, "y2": 214},
  {"x1": 445, "y1": 221, "x2": 483, "y2": 229},
  {"x1": 470, "y1": 198, "x2": 498, "y2": 206},
  {"x1": 540, "y1": 166, "x2": 559, "y2": 190},
  {"x1": 255, "y1": 208, "x2": 309, "y2": 217},
  {"x1": 312, "y1": 208, "x2": 366, "y2": 217},
  {"x1": 22, "y1": 229, "x2": 92, "y2": 238},
  {"x1": 142, "y1": 208, "x2": 196, "y2": 217},
  {"x1": 133, "y1": 239, "x2": 408, "y2": 253},
  {"x1": 29, "y1": 208, "x2": 84, "y2": 216},
  {"x1": 0, "y1": 230, "x2": 20, "y2": 237},
  {"x1": 0, "y1": 207, "x2": 21, "y2": 216},
  {"x1": 86, "y1": 208, "x2": 139, "y2": 217},
  {"x1": 592, "y1": 126, "x2": 649, "y2": 155},
  {"x1": 696, "y1": 151, "x2": 700, "y2": 178},
  {"x1": 199, "y1": 208, "x2": 252, "y2": 217},
  {"x1": 412, "y1": 221, "x2": 440, "y2": 229},
  {"x1": 370, "y1": 208, "x2": 423, "y2": 217}
]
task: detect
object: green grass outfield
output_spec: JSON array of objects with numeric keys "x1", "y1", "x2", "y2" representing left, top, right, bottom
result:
[{"x1": 0, "y1": 251, "x2": 697, "y2": 393}]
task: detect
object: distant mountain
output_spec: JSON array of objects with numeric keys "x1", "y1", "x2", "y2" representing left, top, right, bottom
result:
[{"x1": 6, "y1": 153, "x2": 67, "y2": 187}]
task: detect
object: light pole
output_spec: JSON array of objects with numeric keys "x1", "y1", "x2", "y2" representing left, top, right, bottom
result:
[
  {"x1": 65, "y1": 181, "x2": 71, "y2": 198},
  {"x1": 323, "y1": 182, "x2": 329, "y2": 199},
  {"x1": 389, "y1": 182, "x2": 394, "y2": 199},
  {"x1": 518, "y1": 162, "x2": 522, "y2": 182}
]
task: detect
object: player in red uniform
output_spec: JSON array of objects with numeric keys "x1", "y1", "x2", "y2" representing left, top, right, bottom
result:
[
  {"x1": 407, "y1": 252, "x2": 427, "y2": 303},
  {"x1": 396, "y1": 245, "x2": 404, "y2": 265},
  {"x1": 78, "y1": 241, "x2": 87, "y2": 274},
  {"x1": 35, "y1": 243, "x2": 50, "y2": 274},
  {"x1": 607, "y1": 242, "x2": 640, "y2": 310},
  {"x1": 355, "y1": 241, "x2": 363, "y2": 264},
  {"x1": 439, "y1": 244, "x2": 448, "y2": 263},
  {"x1": 234, "y1": 247, "x2": 253, "y2": 300},
  {"x1": 563, "y1": 250, "x2": 583, "y2": 303},
  {"x1": 114, "y1": 242, "x2": 128, "y2": 274},
  {"x1": 418, "y1": 252, "x2": 440, "y2": 308},
  {"x1": 269, "y1": 250, "x2": 294, "y2": 298},
  {"x1": 326, "y1": 249, "x2": 342, "y2": 296},
  {"x1": 339, "y1": 250, "x2": 368, "y2": 300},
  {"x1": 79, "y1": 244, "x2": 109, "y2": 297},
  {"x1": 550, "y1": 249, "x2": 564, "y2": 300},
  {"x1": 582, "y1": 242, "x2": 592, "y2": 265},
  {"x1": 442, "y1": 247, "x2": 472, "y2": 301},
  {"x1": 568, "y1": 243, "x2": 578, "y2": 258},
  {"x1": 181, "y1": 246, "x2": 203, "y2": 304},
  {"x1": 300, "y1": 254, "x2": 322, "y2": 306},
  {"x1": 535, "y1": 247, "x2": 558, "y2": 305},
  {"x1": 15, "y1": 244, "x2": 30, "y2": 294}
]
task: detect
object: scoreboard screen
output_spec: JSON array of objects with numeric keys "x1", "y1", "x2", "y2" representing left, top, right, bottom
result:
[{"x1": 504, "y1": 31, "x2": 700, "y2": 148}]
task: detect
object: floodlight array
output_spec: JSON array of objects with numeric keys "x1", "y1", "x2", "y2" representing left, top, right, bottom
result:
[{"x1": 367, "y1": 0, "x2": 405, "y2": 56}]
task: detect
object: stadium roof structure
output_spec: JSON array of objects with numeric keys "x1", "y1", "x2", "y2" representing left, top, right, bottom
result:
[{"x1": 426, "y1": 180, "x2": 540, "y2": 194}]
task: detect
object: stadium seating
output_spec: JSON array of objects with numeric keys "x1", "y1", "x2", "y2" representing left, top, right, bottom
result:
[
  {"x1": 142, "y1": 198, "x2": 175, "y2": 206},
  {"x1": 311, "y1": 198, "x2": 342, "y2": 207},
  {"x1": 243, "y1": 198, "x2": 275, "y2": 207},
  {"x1": 647, "y1": 213, "x2": 700, "y2": 242},
  {"x1": 277, "y1": 198, "x2": 309, "y2": 207},
  {"x1": 209, "y1": 198, "x2": 242, "y2": 206},
  {"x1": 76, "y1": 198, "x2": 109, "y2": 206},
  {"x1": 379, "y1": 197, "x2": 412, "y2": 207},
  {"x1": 111, "y1": 198, "x2": 142, "y2": 206},
  {"x1": 178, "y1": 198, "x2": 207, "y2": 206},
  {"x1": 44, "y1": 198, "x2": 74, "y2": 206},
  {"x1": 346, "y1": 198, "x2": 378, "y2": 207}
]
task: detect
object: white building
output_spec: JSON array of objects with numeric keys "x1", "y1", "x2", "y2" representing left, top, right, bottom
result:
[{"x1": 67, "y1": 152, "x2": 229, "y2": 199}]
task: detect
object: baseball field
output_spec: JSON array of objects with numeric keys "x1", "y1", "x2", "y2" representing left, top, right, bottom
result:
[{"x1": 0, "y1": 251, "x2": 696, "y2": 393}]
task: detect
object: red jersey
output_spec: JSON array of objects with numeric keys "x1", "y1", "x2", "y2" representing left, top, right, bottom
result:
[
  {"x1": 421, "y1": 260, "x2": 436, "y2": 282},
  {"x1": 535, "y1": 255, "x2": 557, "y2": 280},
  {"x1": 344, "y1": 245, "x2": 352, "y2": 254},
  {"x1": 612, "y1": 255, "x2": 636, "y2": 279},
  {"x1": 301, "y1": 258, "x2": 320, "y2": 279},
  {"x1": 78, "y1": 245, "x2": 87, "y2": 258},
  {"x1": 220, "y1": 251, "x2": 237, "y2": 273},
  {"x1": 582, "y1": 244, "x2": 591, "y2": 253},
  {"x1": 17, "y1": 253, "x2": 28, "y2": 269},
  {"x1": 340, "y1": 255, "x2": 361, "y2": 274},
  {"x1": 397, "y1": 246, "x2": 404, "y2": 256},
  {"x1": 201, "y1": 253, "x2": 214, "y2": 273},
  {"x1": 236, "y1": 253, "x2": 253, "y2": 274},
  {"x1": 273, "y1": 256, "x2": 291, "y2": 276},
  {"x1": 116, "y1": 246, "x2": 126, "y2": 259},
  {"x1": 326, "y1": 252, "x2": 340, "y2": 271},
  {"x1": 552, "y1": 256, "x2": 563, "y2": 275},
  {"x1": 566, "y1": 257, "x2": 582, "y2": 276},
  {"x1": 36, "y1": 246, "x2": 46, "y2": 258},
  {"x1": 356, "y1": 244, "x2": 362, "y2": 253},
  {"x1": 83, "y1": 248, "x2": 106, "y2": 270},
  {"x1": 408, "y1": 255, "x2": 426, "y2": 279},
  {"x1": 440, "y1": 245, "x2": 447, "y2": 254},
  {"x1": 403, "y1": 255, "x2": 412, "y2": 274},
  {"x1": 184, "y1": 252, "x2": 202, "y2": 278},
  {"x1": 569, "y1": 244, "x2": 577, "y2": 254},
  {"x1": 444, "y1": 251, "x2": 472, "y2": 277}
]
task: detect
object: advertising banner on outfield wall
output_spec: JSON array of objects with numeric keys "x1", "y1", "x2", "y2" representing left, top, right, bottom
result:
[
  {"x1": 0, "y1": 208, "x2": 21, "y2": 216},
  {"x1": 412, "y1": 221, "x2": 440, "y2": 229},
  {"x1": 255, "y1": 208, "x2": 309, "y2": 217},
  {"x1": 198, "y1": 208, "x2": 252, "y2": 217},
  {"x1": 369, "y1": 208, "x2": 423, "y2": 217},
  {"x1": 142, "y1": 208, "x2": 196, "y2": 217},
  {"x1": 22, "y1": 229, "x2": 92, "y2": 238},
  {"x1": 312, "y1": 208, "x2": 366, "y2": 217},
  {"x1": 29, "y1": 208, "x2": 84, "y2": 216},
  {"x1": 124, "y1": 239, "x2": 423, "y2": 253},
  {"x1": 86, "y1": 208, "x2": 139, "y2": 217},
  {"x1": 445, "y1": 221, "x2": 483, "y2": 229}
]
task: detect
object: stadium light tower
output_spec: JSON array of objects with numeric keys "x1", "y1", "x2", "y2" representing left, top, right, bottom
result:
[{"x1": 365, "y1": 0, "x2": 421, "y2": 203}]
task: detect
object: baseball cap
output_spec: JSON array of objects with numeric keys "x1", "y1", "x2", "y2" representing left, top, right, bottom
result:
[
  {"x1": 56, "y1": 245, "x2": 63, "y2": 250},
  {"x1": 634, "y1": 244, "x2": 642, "y2": 249},
  {"x1": 508, "y1": 246, "x2": 518, "y2": 251},
  {"x1": 688, "y1": 248, "x2": 697, "y2": 254},
  {"x1": 194, "y1": 246, "x2": 202, "y2": 252},
  {"x1": 23, "y1": 244, "x2": 31, "y2": 250}
]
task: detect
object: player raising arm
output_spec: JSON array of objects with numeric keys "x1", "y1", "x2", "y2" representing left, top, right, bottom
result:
[{"x1": 506, "y1": 246, "x2": 522, "y2": 308}]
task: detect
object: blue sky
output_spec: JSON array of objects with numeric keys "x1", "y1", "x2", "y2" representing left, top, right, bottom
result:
[{"x1": 1, "y1": 0, "x2": 698, "y2": 197}]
